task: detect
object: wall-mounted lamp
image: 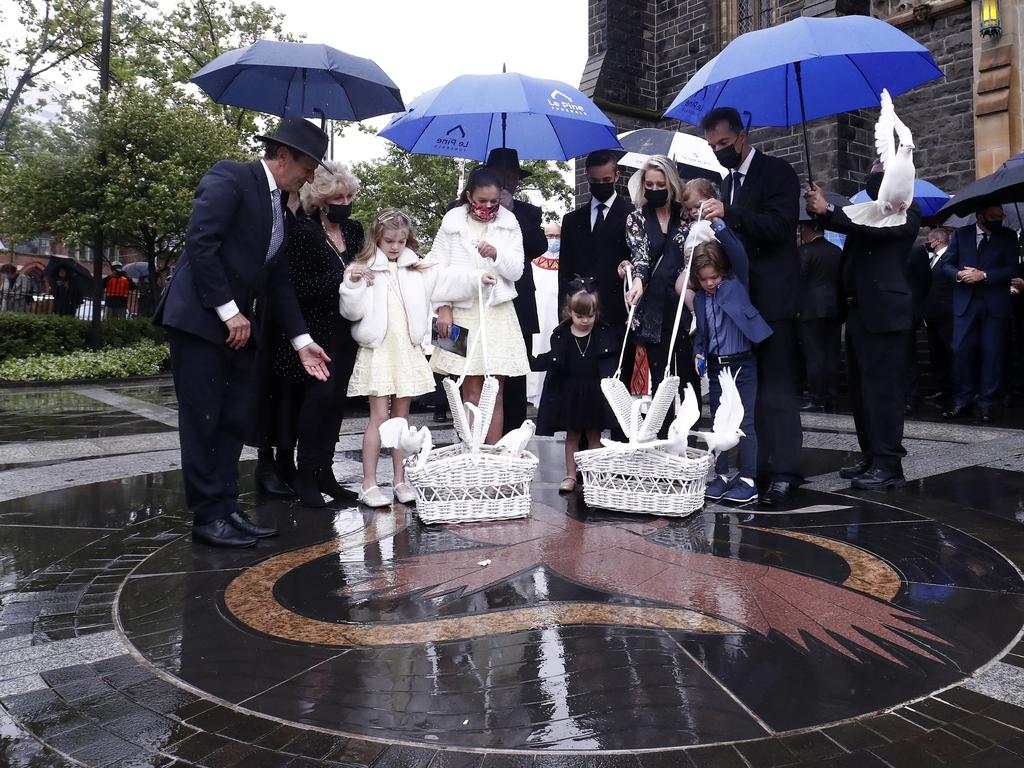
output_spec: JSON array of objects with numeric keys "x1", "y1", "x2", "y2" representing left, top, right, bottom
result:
[{"x1": 980, "y1": 0, "x2": 1002, "y2": 37}]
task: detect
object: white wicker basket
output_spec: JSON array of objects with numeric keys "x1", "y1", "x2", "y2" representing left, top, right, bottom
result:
[
  {"x1": 406, "y1": 443, "x2": 538, "y2": 524},
  {"x1": 575, "y1": 445, "x2": 713, "y2": 517}
]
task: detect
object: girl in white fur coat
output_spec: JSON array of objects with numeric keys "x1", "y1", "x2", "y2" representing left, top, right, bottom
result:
[{"x1": 340, "y1": 208, "x2": 494, "y2": 508}]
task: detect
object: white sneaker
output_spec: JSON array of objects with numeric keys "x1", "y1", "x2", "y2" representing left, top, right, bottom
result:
[
  {"x1": 357, "y1": 485, "x2": 390, "y2": 508},
  {"x1": 394, "y1": 482, "x2": 417, "y2": 504}
]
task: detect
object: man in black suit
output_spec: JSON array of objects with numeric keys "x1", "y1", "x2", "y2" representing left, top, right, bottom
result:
[
  {"x1": 941, "y1": 204, "x2": 1021, "y2": 422},
  {"x1": 485, "y1": 148, "x2": 547, "y2": 429},
  {"x1": 797, "y1": 219, "x2": 842, "y2": 413},
  {"x1": 701, "y1": 107, "x2": 802, "y2": 504},
  {"x1": 805, "y1": 172, "x2": 921, "y2": 489},
  {"x1": 155, "y1": 118, "x2": 332, "y2": 548},
  {"x1": 922, "y1": 228, "x2": 954, "y2": 404},
  {"x1": 558, "y1": 149, "x2": 633, "y2": 327},
  {"x1": 904, "y1": 240, "x2": 933, "y2": 413}
]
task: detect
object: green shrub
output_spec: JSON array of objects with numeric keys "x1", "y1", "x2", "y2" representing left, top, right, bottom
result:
[
  {"x1": 0, "y1": 340, "x2": 170, "y2": 381},
  {"x1": 0, "y1": 314, "x2": 163, "y2": 362}
]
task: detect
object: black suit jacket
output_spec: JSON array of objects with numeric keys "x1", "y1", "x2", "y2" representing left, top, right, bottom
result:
[
  {"x1": 155, "y1": 160, "x2": 305, "y2": 345},
  {"x1": 510, "y1": 199, "x2": 546, "y2": 336},
  {"x1": 905, "y1": 242, "x2": 932, "y2": 323},
  {"x1": 799, "y1": 236, "x2": 842, "y2": 319},
  {"x1": 940, "y1": 224, "x2": 1020, "y2": 319},
  {"x1": 924, "y1": 248, "x2": 954, "y2": 323},
  {"x1": 825, "y1": 203, "x2": 922, "y2": 334},
  {"x1": 558, "y1": 194, "x2": 633, "y2": 325},
  {"x1": 721, "y1": 150, "x2": 802, "y2": 321}
]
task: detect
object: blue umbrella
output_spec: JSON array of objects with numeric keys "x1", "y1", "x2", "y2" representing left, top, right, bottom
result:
[
  {"x1": 848, "y1": 179, "x2": 949, "y2": 217},
  {"x1": 191, "y1": 40, "x2": 403, "y2": 120},
  {"x1": 663, "y1": 15, "x2": 942, "y2": 180},
  {"x1": 379, "y1": 73, "x2": 621, "y2": 161}
]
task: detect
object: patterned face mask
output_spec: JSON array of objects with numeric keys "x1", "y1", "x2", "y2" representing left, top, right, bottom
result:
[{"x1": 469, "y1": 203, "x2": 499, "y2": 222}]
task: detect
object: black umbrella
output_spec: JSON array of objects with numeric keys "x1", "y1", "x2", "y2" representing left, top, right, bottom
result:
[
  {"x1": 44, "y1": 256, "x2": 95, "y2": 293},
  {"x1": 935, "y1": 158, "x2": 1024, "y2": 218}
]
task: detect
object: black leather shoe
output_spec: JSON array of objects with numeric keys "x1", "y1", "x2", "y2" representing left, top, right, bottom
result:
[
  {"x1": 943, "y1": 405, "x2": 972, "y2": 419},
  {"x1": 255, "y1": 451, "x2": 294, "y2": 497},
  {"x1": 316, "y1": 466, "x2": 353, "y2": 501},
  {"x1": 979, "y1": 409, "x2": 994, "y2": 423},
  {"x1": 851, "y1": 468, "x2": 906, "y2": 490},
  {"x1": 228, "y1": 511, "x2": 277, "y2": 538},
  {"x1": 294, "y1": 464, "x2": 326, "y2": 508},
  {"x1": 192, "y1": 518, "x2": 256, "y2": 548},
  {"x1": 758, "y1": 480, "x2": 794, "y2": 506},
  {"x1": 838, "y1": 460, "x2": 869, "y2": 480},
  {"x1": 800, "y1": 401, "x2": 824, "y2": 413}
]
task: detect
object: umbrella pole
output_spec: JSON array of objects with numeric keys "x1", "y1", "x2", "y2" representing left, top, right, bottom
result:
[
  {"x1": 501, "y1": 112, "x2": 507, "y2": 148},
  {"x1": 1015, "y1": 202, "x2": 1023, "y2": 229},
  {"x1": 794, "y1": 61, "x2": 814, "y2": 185}
]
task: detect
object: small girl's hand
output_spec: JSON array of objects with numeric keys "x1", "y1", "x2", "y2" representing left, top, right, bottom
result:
[
  {"x1": 481, "y1": 272, "x2": 497, "y2": 285},
  {"x1": 348, "y1": 267, "x2": 374, "y2": 285},
  {"x1": 477, "y1": 241, "x2": 497, "y2": 260}
]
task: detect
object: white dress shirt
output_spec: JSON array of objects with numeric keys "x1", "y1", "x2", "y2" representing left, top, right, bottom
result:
[
  {"x1": 727, "y1": 147, "x2": 757, "y2": 204},
  {"x1": 590, "y1": 191, "x2": 618, "y2": 230}
]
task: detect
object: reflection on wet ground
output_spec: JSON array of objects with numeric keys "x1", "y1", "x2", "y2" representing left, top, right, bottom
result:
[{"x1": 0, "y1": 389, "x2": 175, "y2": 443}]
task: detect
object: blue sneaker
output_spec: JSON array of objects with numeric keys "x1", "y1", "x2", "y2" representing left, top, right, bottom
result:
[
  {"x1": 722, "y1": 479, "x2": 758, "y2": 504},
  {"x1": 705, "y1": 475, "x2": 732, "y2": 500}
]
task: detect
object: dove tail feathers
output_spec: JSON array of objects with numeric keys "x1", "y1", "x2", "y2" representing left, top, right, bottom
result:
[
  {"x1": 379, "y1": 417, "x2": 409, "y2": 448},
  {"x1": 842, "y1": 202, "x2": 908, "y2": 228}
]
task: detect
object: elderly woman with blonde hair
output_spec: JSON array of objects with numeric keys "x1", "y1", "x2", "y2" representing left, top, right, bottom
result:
[{"x1": 258, "y1": 160, "x2": 365, "y2": 508}]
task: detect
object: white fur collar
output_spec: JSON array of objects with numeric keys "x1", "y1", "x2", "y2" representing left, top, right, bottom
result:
[{"x1": 367, "y1": 247, "x2": 421, "y2": 270}]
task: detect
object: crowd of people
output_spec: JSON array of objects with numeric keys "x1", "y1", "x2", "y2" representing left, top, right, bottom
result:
[{"x1": 158, "y1": 113, "x2": 1024, "y2": 549}]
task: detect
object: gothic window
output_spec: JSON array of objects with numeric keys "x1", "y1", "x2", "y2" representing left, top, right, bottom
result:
[
  {"x1": 737, "y1": 0, "x2": 753, "y2": 35},
  {"x1": 725, "y1": 0, "x2": 776, "y2": 42}
]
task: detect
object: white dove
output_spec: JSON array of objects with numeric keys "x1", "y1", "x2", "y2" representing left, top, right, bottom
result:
[
  {"x1": 378, "y1": 418, "x2": 434, "y2": 470},
  {"x1": 661, "y1": 383, "x2": 701, "y2": 456},
  {"x1": 683, "y1": 218, "x2": 716, "y2": 259},
  {"x1": 689, "y1": 368, "x2": 745, "y2": 457},
  {"x1": 495, "y1": 420, "x2": 535, "y2": 456},
  {"x1": 843, "y1": 89, "x2": 915, "y2": 227}
]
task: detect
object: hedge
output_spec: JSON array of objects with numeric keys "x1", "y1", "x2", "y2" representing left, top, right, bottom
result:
[
  {"x1": 0, "y1": 340, "x2": 170, "y2": 382},
  {"x1": 0, "y1": 314, "x2": 164, "y2": 362}
]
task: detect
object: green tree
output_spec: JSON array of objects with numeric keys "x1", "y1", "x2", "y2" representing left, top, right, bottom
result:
[{"x1": 352, "y1": 143, "x2": 573, "y2": 249}]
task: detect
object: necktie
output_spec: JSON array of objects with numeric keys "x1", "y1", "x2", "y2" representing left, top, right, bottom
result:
[
  {"x1": 594, "y1": 202, "x2": 606, "y2": 232},
  {"x1": 730, "y1": 172, "x2": 743, "y2": 204},
  {"x1": 266, "y1": 188, "x2": 284, "y2": 262}
]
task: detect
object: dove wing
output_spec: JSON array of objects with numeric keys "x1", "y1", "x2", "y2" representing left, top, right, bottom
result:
[
  {"x1": 678, "y1": 383, "x2": 701, "y2": 435},
  {"x1": 874, "y1": 88, "x2": 896, "y2": 165},
  {"x1": 892, "y1": 110, "x2": 914, "y2": 150},
  {"x1": 379, "y1": 417, "x2": 410, "y2": 449},
  {"x1": 711, "y1": 368, "x2": 740, "y2": 433}
]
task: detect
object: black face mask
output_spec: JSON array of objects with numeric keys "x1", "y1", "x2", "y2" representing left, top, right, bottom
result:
[
  {"x1": 645, "y1": 188, "x2": 669, "y2": 208},
  {"x1": 714, "y1": 140, "x2": 743, "y2": 170},
  {"x1": 326, "y1": 203, "x2": 352, "y2": 223},
  {"x1": 865, "y1": 172, "x2": 884, "y2": 201},
  {"x1": 589, "y1": 180, "x2": 615, "y2": 203},
  {"x1": 984, "y1": 217, "x2": 1004, "y2": 231}
]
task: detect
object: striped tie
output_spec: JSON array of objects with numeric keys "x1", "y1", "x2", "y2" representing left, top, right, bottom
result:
[{"x1": 266, "y1": 188, "x2": 284, "y2": 261}]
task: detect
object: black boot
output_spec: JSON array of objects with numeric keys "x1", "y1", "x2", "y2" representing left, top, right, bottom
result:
[
  {"x1": 293, "y1": 463, "x2": 326, "y2": 508},
  {"x1": 316, "y1": 466, "x2": 351, "y2": 501},
  {"x1": 255, "y1": 448, "x2": 293, "y2": 497},
  {"x1": 274, "y1": 447, "x2": 297, "y2": 489}
]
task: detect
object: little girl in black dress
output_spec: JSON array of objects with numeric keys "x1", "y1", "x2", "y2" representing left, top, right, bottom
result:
[{"x1": 536, "y1": 280, "x2": 620, "y2": 493}]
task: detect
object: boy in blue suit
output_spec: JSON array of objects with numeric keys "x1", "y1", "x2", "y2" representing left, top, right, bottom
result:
[{"x1": 692, "y1": 219, "x2": 773, "y2": 503}]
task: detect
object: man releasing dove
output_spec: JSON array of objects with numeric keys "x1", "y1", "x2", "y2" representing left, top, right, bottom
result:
[{"x1": 842, "y1": 89, "x2": 915, "y2": 227}]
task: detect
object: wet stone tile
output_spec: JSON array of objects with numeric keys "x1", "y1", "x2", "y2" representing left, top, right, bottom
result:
[
  {"x1": 684, "y1": 745, "x2": 747, "y2": 768},
  {"x1": 776, "y1": 731, "x2": 845, "y2": 762},
  {"x1": 733, "y1": 738, "x2": 799, "y2": 767},
  {"x1": 821, "y1": 722, "x2": 888, "y2": 752}
]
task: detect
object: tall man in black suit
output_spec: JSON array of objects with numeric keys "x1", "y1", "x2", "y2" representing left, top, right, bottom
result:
[
  {"x1": 485, "y1": 148, "x2": 547, "y2": 429},
  {"x1": 155, "y1": 118, "x2": 332, "y2": 548},
  {"x1": 700, "y1": 108, "x2": 802, "y2": 504},
  {"x1": 797, "y1": 219, "x2": 842, "y2": 413},
  {"x1": 923, "y1": 227, "x2": 954, "y2": 403},
  {"x1": 941, "y1": 204, "x2": 1021, "y2": 422},
  {"x1": 904, "y1": 239, "x2": 933, "y2": 413},
  {"x1": 558, "y1": 149, "x2": 633, "y2": 327},
  {"x1": 805, "y1": 172, "x2": 921, "y2": 489}
]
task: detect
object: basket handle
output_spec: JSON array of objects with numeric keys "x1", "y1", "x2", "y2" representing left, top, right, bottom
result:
[
  {"x1": 455, "y1": 280, "x2": 494, "y2": 388},
  {"x1": 664, "y1": 201, "x2": 701, "y2": 377},
  {"x1": 614, "y1": 264, "x2": 638, "y2": 380}
]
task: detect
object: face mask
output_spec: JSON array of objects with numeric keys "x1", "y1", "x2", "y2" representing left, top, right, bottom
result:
[
  {"x1": 865, "y1": 172, "x2": 884, "y2": 201},
  {"x1": 645, "y1": 188, "x2": 669, "y2": 208},
  {"x1": 589, "y1": 181, "x2": 615, "y2": 203},
  {"x1": 326, "y1": 203, "x2": 351, "y2": 223},
  {"x1": 984, "y1": 218, "x2": 1004, "y2": 231},
  {"x1": 714, "y1": 139, "x2": 743, "y2": 170},
  {"x1": 469, "y1": 202, "x2": 499, "y2": 222},
  {"x1": 547, "y1": 239, "x2": 561, "y2": 254}
]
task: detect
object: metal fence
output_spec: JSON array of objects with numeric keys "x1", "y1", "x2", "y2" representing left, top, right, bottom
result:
[{"x1": 0, "y1": 287, "x2": 154, "y2": 319}]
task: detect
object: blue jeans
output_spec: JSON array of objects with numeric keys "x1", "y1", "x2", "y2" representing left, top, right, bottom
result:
[{"x1": 707, "y1": 358, "x2": 758, "y2": 478}]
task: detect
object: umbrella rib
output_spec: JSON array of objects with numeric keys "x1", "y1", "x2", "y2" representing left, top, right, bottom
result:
[{"x1": 844, "y1": 54, "x2": 878, "y2": 109}]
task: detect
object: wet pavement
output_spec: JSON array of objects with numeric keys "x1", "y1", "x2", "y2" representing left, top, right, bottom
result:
[{"x1": 1, "y1": 378, "x2": 1024, "y2": 766}]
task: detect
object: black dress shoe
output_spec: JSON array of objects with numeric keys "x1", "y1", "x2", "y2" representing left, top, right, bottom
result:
[
  {"x1": 979, "y1": 409, "x2": 994, "y2": 423},
  {"x1": 838, "y1": 460, "x2": 869, "y2": 480},
  {"x1": 255, "y1": 452, "x2": 294, "y2": 498},
  {"x1": 850, "y1": 468, "x2": 906, "y2": 490},
  {"x1": 800, "y1": 402, "x2": 825, "y2": 413},
  {"x1": 192, "y1": 518, "x2": 256, "y2": 548},
  {"x1": 293, "y1": 464, "x2": 326, "y2": 508},
  {"x1": 316, "y1": 467, "x2": 354, "y2": 501},
  {"x1": 758, "y1": 480, "x2": 794, "y2": 506},
  {"x1": 228, "y1": 511, "x2": 277, "y2": 538},
  {"x1": 943, "y1": 405, "x2": 972, "y2": 419}
]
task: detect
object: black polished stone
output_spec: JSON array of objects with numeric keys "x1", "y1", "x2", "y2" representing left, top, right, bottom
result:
[{"x1": 0, "y1": 389, "x2": 174, "y2": 443}]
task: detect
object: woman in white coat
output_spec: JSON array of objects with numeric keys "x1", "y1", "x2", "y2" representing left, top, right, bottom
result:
[{"x1": 431, "y1": 168, "x2": 530, "y2": 444}]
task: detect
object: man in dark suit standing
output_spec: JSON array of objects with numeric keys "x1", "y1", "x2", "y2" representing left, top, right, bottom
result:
[
  {"x1": 701, "y1": 107, "x2": 802, "y2": 504},
  {"x1": 485, "y1": 148, "x2": 547, "y2": 429},
  {"x1": 922, "y1": 228, "x2": 954, "y2": 404},
  {"x1": 805, "y1": 172, "x2": 920, "y2": 489},
  {"x1": 155, "y1": 118, "x2": 332, "y2": 548},
  {"x1": 797, "y1": 219, "x2": 842, "y2": 413},
  {"x1": 904, "y1": 240, "x2": 933, "y2": 413},
  {"x1": 558, "y1": 149, "x2": 633, "y2": 327},
  {"x1": 941, "y1": 204, "x2": 1021, "y2": 422}
]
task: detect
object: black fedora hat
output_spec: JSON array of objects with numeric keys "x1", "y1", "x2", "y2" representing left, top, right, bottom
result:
[
  {"x1": 485, "y1": 147, "x2": 532, "y2": 180},
  {"x1": 257, "y1": 118, "x2": 330, "y2": 169}
]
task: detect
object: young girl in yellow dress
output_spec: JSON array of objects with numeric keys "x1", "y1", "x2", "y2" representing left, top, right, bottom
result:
[{"x1": 340, "y1": 209, "x2": 494, "y2": 508}]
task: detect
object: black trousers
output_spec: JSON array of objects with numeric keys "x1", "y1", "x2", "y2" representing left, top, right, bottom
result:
[
  {"x1": 953, "y1": 305, "x2": 1008, "y2": 410},
  {"x1": 905, "y1": 322, "x2": 922, "y2": 406},
  {"x1": 755, "y1": 318, "x2": 803, "y2": 483},
  {"x1": 800, "y1": 317, "x2": 840, "y2": 406},
  {"x1": 925, "y1": 313, "x2": 954, "y2": 395},
  {"x1": 503, "y1": 321, "x2": 534, "y2": 429},
  {"x1": 169, "y1": 328, "x2": 258, "y2": 525},
  {"x1": 845, "y1": 307, "x2": 908, "y2": 474}
]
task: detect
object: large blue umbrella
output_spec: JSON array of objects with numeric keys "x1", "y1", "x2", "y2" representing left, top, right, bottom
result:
[
  {"x1": 663, "y1": 15, "x2": 942, "y2": 179},
  {"x1": 379, "y1": 73, "x2": 621, "y2": 161},
  {"x1": 191, "y1": 40, "x2": 403, "y2": 120},
  {"x1": 849, "y1": 179, "x2": 949, "y2": 217}
]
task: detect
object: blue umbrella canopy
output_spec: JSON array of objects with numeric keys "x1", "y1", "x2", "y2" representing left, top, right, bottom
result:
[
  {"x1": 664, "y1": 15, "x2": 942, "y2": 127},
  {"x1": 849, "y1": 179, "x2": 949, "y2": 217},
  {"x1": 191, "y1": 40, "x2": 404, "y2": 120},
  {"x1": 379, "y1": 73, "x2": 621, "y2": 161}
]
